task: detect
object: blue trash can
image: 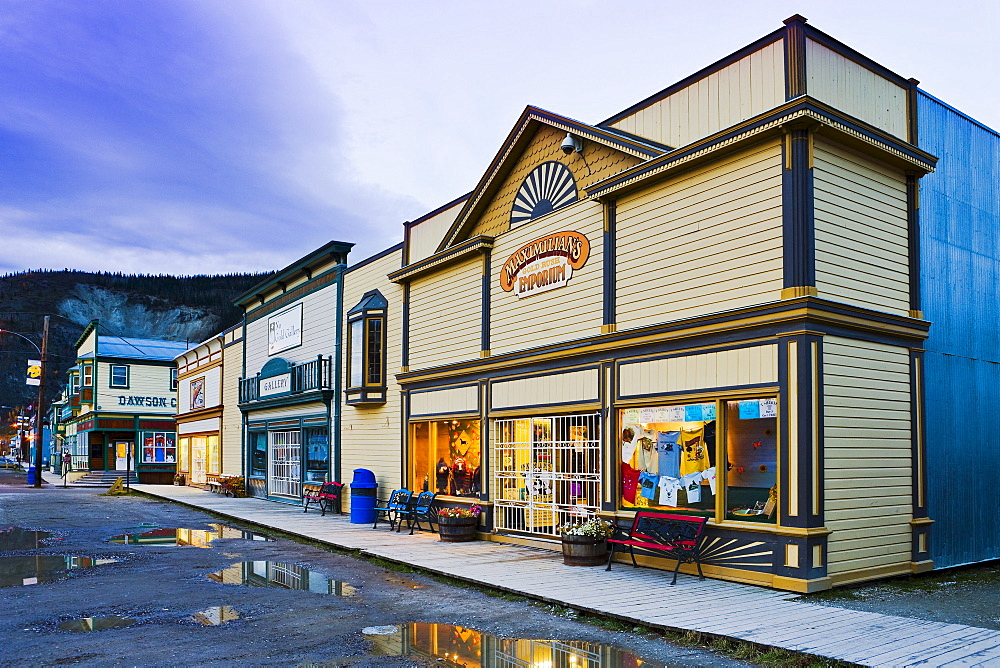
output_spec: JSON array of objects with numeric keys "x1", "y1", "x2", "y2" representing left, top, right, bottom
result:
[
  {"x1": 350, "y1": 468, "x2": 378, "y2": 524},
  {"x1": 26, "y1": 465, "x2": 37, "y2": 486}
]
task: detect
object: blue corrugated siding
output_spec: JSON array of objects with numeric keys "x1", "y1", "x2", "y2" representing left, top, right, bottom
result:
[{"x1": 918, "y1": 91, "x2": 1000, "y2": 568}]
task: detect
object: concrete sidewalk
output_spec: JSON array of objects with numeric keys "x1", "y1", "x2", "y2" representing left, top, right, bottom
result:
[{"x1": 123, "y1": 481, "x2": 999, "y2": 667}]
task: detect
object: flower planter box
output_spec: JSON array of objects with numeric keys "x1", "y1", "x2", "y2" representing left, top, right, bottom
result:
[
  {"x1": 561, "y1": 535, "x2": 608, "y2": 566},
  {"x1": 438, "y1": 515, "x2": 479, "y2": 542}
]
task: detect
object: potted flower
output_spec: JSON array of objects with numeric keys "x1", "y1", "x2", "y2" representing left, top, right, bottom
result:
[
  {"x1": 220, "y1": 476, "x2": 246, "y2": 498},
  {"x1": 436, "y1": 505, "x2": 482, "y2": 542},
  {"x1": 173, "y1": 473, "x2": 185, "y2": 486},
  {"x1": 557, "y1": 516, "x2": 615, "y2": 566}
]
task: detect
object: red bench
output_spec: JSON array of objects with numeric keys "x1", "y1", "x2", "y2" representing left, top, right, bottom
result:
[
  {"x1": 302, "y1": 482, "x2": 344, "y2": 516},
  {"x1": 606, "y1": 512, "x2": 708, "y2": 585}
]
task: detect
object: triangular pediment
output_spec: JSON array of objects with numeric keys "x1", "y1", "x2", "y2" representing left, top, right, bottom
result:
[{"x1": 438, "y1": 107, "x2": 668, "y2": 251}]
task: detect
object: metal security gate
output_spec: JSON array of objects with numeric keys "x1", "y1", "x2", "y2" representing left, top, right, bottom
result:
[
  {"x1": 493, "y1": 414, "x2": 601, "y2": 538},
  {"x1": 268, "y1": 431, "x2": 301, "y2": 498}
]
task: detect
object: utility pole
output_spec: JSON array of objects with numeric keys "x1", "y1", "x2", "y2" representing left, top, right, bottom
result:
[{"x1": 32, "y1": 316, "x2": 49, "y2": 488}]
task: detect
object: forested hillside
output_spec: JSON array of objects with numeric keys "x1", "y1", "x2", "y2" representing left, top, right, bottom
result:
[{"x1": 0, "y1": 269, "x2": 272, "y2": 412}]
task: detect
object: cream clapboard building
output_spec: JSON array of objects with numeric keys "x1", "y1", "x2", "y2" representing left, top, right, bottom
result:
[{"x1": 209, "y1": 15, "x2": 1000, "y2": 592}]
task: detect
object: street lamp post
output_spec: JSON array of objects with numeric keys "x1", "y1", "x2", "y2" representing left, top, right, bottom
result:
[{"x1": 0, "y1": 316, "x2": 50, "y2": 488}]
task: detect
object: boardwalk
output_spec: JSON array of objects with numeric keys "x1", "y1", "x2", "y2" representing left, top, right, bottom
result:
[{"x1": 133, "y1": 484, "x2": 1000, "y2": 667}]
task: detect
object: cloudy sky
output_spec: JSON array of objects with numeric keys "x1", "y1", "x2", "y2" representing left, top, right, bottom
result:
[{"x1": 1, "y1": 0, "x2": 997, "y2": 276}]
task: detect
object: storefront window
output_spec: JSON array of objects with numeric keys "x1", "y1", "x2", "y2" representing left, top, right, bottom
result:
[
  {"x1": 724, "y1": 398, "x2": 777, "y2": 524},
  {"x1": 179, "y1": 436, "x2": 189, "y2": 473},
  {"x1": 619, "y1": 403, "x2": 717, "y2": 516},
  {"x1": 346, "y1": 290, "x2": 388, "y2": 393},
  {"x1": 303, "y1": 428, "x2": 329, "y2": 483},
  {"x1": 141, "y1": 431, "x2": 176, "y2": 463},
  {"x1": 409, "y1": 419, "x2": 481, "y2": 497},
  {"x1": 207, "y1": 435, "x2": 220, "y2": 475},
  {"x1": 250, "y1": 432, "x2": 267, "y2": 477}
]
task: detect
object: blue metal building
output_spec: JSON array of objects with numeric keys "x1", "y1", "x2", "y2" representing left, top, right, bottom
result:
[{"x1": 918, "y1": 91, "x2": 1000, "y2": 568}]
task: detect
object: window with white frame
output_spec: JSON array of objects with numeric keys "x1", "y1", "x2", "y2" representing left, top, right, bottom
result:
[
  {"x1": 141, "y1": 431, "x2": 176, "y2": 463},
  {"x1": 170, "y1": 367, "x2": 178, "y2": 391},
  {"x1": 110, "y1": 364, "x2": 129, "y2": 388},
  {"x1": 82, "y1": 364, "x2": 93, "y2": 387}
]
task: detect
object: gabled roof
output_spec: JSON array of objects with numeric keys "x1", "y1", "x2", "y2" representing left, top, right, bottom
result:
[
  {"x1": 97, "y1": 336, "x2": 191, "y2": 361},
  {"x1": 347, "y1": 289, "x2": 388, "y2": 315},
  {"x1": 436, "y1": 106, "x2": 670, "y2": 252}
]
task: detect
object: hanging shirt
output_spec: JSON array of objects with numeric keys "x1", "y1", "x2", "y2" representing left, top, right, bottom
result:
[
  {"x1": 638, "y1": 472, "x2": 659, "y2": 500},
  {"x1": 679, "y1": 426, "x2": 710, "y2": 476},
  {"x1": 621, "y1": 461, "x2": 639, "y2": 504},
  {"x1": 680, "y1": 472, "x2": 703, "y2": 503},
  {"x1": 634, "y1": 435, "x2": 658, "y2": 474},
  {"x1": 656, "y1": 431, "x2": 681, "y2": 479},
  {"x1": 702, "y1": 466, "x2": 717, "y2": 494},
  {"x1": 657, "y1": 476, "x2": 682, "y2": 507}
]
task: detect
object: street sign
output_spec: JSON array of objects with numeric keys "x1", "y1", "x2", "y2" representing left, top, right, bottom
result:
[{"x1": 26, "y1": 360, "x2": 41, "y2": 386}]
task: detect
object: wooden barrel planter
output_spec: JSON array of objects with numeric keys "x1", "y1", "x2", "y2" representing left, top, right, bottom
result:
[
  {"x1": 561, "y1": 535, "x2": 608, "y2": 566},
  {"x1": 438, "y1": 516, "x2": 479, "y2": 542}
]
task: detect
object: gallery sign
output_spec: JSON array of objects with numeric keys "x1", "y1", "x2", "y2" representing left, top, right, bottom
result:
[
  {"x1": 268, "y1": 303, "x2": 302, "y2": 356},
  {"x1": 259, "y1": 373, "x2": 291, "y2": 398},
  {"x1": 499, "y1": 230, "x2": 590, "y2": 299}
]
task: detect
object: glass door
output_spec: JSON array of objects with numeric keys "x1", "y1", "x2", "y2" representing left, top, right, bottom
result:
[
  {"x1": 113, "y1": 441, "x2": 134, "y2": 470},
  {"x1": 191, "y1": 436, "x2": 207, "y2": 484},
  {"x1": 268, "y1": 431, "x2": 301, "y2": 498}
]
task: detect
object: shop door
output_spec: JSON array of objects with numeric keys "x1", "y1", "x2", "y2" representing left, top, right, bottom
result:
[
  {"x1": 89, "y1": 435, "x2": 104, "y2": 470},
  {"x1": 113, "y1": 441, "x2": 134, "y2": 470},
  {"x1": 493, "y1": 414, "x2": 601, "y2": 538},
  {"x1": 267, "y1": 431, "x2": 301, "y2": 498},
  {"x1": 191, "y1": 437, "x2": 207, "y2": 484}
]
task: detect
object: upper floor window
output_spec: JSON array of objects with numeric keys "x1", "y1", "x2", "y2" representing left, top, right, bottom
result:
[
  {"x1": 345, "y1": 290, "x2": 388, "y2": 404},
  {"x1": 110, "y1": 364, "x2": 129, "y2": 388},
  {"x1": 170, "y1": 368, "x2": 178, "y2": 391},
  {"x1": 82, "y1": 365, "x2": 93, "y2": 387}
]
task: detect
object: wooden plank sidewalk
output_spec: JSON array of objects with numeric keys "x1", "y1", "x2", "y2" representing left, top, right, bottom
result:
[{"x1": 133, "y1": 485, "x2": 1000, "y2": 667}]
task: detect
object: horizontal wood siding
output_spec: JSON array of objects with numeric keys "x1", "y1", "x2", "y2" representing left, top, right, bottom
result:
[
  {"x1": 619, "y1": 344, "x2": 778, "y2": 397},
  {"x1": 341, "y1": 249, "x2": 405, "y2": 498},
  {"x1": 410, "y1": 385, "x2": 479, "y2": 417},
  {"x1": 616, "y1": 140, "x2": 784, "y2": 331},
  {"x1": 409, "y1": 204, "x2": 463, "y2": 263},
  {"x1": 609, "y1": 41, "x2": 785, "y2": 147},
  {"x1": 823, "y1": 337, "x2": 912, "y2": 576},
  {"x1": 245, "y1": 402, "x2": 326, "y2": 422},
  {"x1": 245, "y1": 283, "x2": 340, "y2": 375},
  {"x1": 468, "y1": 125, "x2": 642, "y2": 239},
  {"x1": 177, "y1": 417, "x2": 220, "y2": 435},
  {"x1": 491, "y1": 369, "x2": 599, "y2": 411},
  {"x1": 177, "y1": 366, "x2": 221, "y2": 414},
  {"x1": 408, "y1": 256, "x2": 482, "y2": 370},
  {"x1": 805, "y1": 39, "x2": 907, "y2": 139},
  {"x1": 813, "y1": 138, "x2": 909, "y2": 315},
  {"x1": 489, "y1": 201, "x2": 604, "y2": 356},
  {"x1": 99, "y1": 362, "x2": 176, "y2": 415},
  {"x1": 221, "y1": 340, "x2": 243, "y2": 476}
]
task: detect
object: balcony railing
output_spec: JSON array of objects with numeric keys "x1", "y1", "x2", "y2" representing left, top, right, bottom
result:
[{"x1": 239, "y1": 355, "x2": 334, "y2": 404}]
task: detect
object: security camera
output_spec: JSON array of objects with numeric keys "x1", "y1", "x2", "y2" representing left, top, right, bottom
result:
[{"x1": 561, "y1": 132, "x2": 582, "y2": 155}]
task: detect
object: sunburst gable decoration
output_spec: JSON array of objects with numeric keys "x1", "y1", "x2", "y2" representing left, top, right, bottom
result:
[{"x1": 510, "y1": 161, "x2": 578, "y2": 227}]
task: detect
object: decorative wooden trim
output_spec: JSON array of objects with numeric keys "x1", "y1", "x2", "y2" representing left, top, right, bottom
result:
[
  {"x1": 602, "y1": 200, "x2": 616, "y2": 328},
  {"x1": 781, "y1": 286, "x2": 819, "y2": 299},
  {"x1": 906, "y1": 173, "x2": 922, "y2": 314},
  {"x1": 481, "y1": 250, "x2": 491, "y2": 353},
  {"x1": 782, "y1": 127, "x2": 815, "y2": 291},
  {"x1": 783, "y1": 15, "x2": 808, "y2": 99},
  {"x1": 388, "y1": 236, "x2": 494, "y2": 283}
]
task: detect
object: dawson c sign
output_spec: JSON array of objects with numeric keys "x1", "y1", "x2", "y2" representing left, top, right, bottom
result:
[{"x1": 498, "y1": 230, "x2": 590, "y2": 299}]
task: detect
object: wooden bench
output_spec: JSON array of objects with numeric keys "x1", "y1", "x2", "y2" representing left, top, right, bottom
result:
[
  {"x1": 606, "y1": 512, "x2": 708, "y2": 585},
  {"x1": 206, "y1": 481, "x2": 229, "y2": 495},
  {"x1": 302, "y1": 482, "x2": 344, "y2": 515}
]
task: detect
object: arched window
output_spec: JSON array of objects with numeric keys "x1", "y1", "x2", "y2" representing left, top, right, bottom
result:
[{"x1": 345, "y1": 290, "x2": 388, "y2": 404}]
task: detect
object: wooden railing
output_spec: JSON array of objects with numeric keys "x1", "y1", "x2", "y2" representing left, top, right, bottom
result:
[{"x1": 238, "y1": 355, "x2": 334, "y2": 404}]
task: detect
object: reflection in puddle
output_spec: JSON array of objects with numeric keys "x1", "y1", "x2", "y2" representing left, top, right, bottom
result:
[
  {"x1": 58, "y1": 615, "x2": 136, "y2": 632},
  {"x1": 207, "y1": 561, "x2": 356, "y2": 595},
  {"x1": 0, "y1": 527, "x2": 55, "y2": 550},
  {"x1": 191, "y1": 605, "x2": 241, "y2": 626},
  {"x1": 106, "y1": 523, "x2": 272, "y2": 547},
  {"x1": 365, "y1": 623, "x2": 663, "y2": 667},
  {"x1": 0, "y1": 556, "x2": 119, "y2": 588}
]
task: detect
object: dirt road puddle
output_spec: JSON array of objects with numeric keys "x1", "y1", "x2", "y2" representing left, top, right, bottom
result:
[
  {"x1": 0, "y1": 556, "x2": 119, "y2": 587},
  {"x1": 58, "y1": 615, "x2": 136, "y2": 632},
  {"x1": 364, "y1": 623, "x2": 662, "y2": 667},
  {"x1": 106, "y1": 523, "x2": 272, "y2": 547},
  {"x1": 0, "y1": 527, "x2": 55, "y2": 550},
  {"x1": 191, "y1": 605, "x2": 241, "y2": 625},
  {"x1": 207, "y1": 561, "x2": 356, "y2": 595}
]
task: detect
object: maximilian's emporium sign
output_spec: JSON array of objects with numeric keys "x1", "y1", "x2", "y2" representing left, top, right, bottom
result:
[{"x1": 499, "y1": 230, "x2": 590, "y2": 299}]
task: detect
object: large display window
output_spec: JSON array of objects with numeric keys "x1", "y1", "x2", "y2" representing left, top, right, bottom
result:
[
  {"x1": 409, "y1": 419, "x2": 481, "y2": 497},
  {"x1": 618, "y1": 398, "x2": 777, "y2": 524},
  {"x1": 303, "y1": 427, "x2": 329, "y2": 483},
  {"x1": 141, "y1": 431, "x2": 176, "y2": 463}
]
